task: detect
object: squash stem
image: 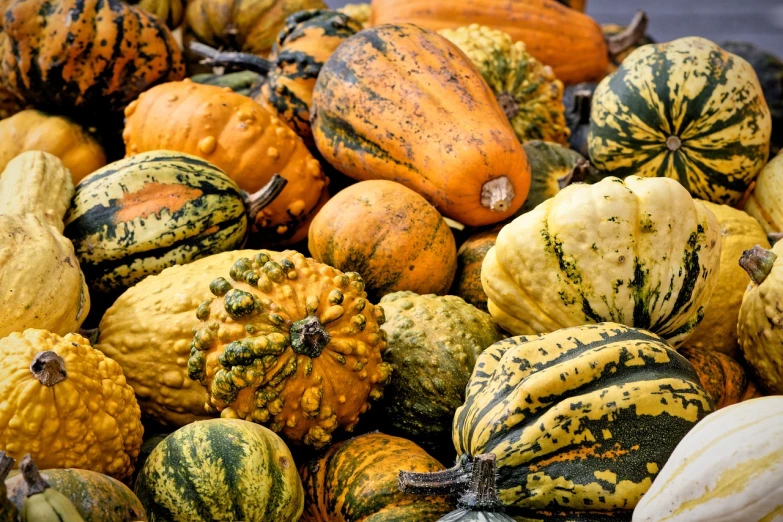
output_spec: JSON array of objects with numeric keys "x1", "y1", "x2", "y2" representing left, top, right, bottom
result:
[
  {"x1": 740, "y1": 245, "x2": 777, "y2": 284},
  {"x1": 188, "y1": 42, "x2": 272, "y2": 75},
  {"x1": 458, "y1": 454, "x2": 506, "y2": 512},
  {"x1": 496, "y1": 92, "x2": 520, "y2": 120},
  {"x1": 30, "y1": 351, "x2": 67, "y2": 386},
  {"x1": 768, "y1": 232, "x2": 783, "y2": 246},
  {"x1": 398, "y1": 459, "x2": 472, "y2": 496},
  {"x1": 244, "y1": 174, "x2": 288, "y2": 221},
  {"x1": 481, "y1": 177, "x2": 516, "y2": 213},
  {"x1": 606, "y1": 10, "x2": 649, "y2": 58},
  {"x1": 20, "y1": 455, "x2": 49, "y2": 497},
  {"x1": 290, "y1": 316, "x2": 331, "y2": 358},
  {"x1": 559, "y1": 157, "x2": 592, "y2": 188},
  {"x1": 0, "y1": 452, "x2": 14, "y2": 481}
]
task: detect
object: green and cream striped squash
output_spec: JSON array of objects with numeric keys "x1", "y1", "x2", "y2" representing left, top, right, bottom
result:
[
  {"x1": 588, "y1": 37, "x2": 771, "y2": 206},
  {"x1": 633, "y1": 396, "x2": 783, "y2": 522},
  {"x1": 481, "y1": 175, "x2": 722, "y2": 347},
  {"x1": 64, "y1": 151, "x2": 248, "y2": 295},
  {"x1": 134, "y1": 418, "x2": 304, "y2": 521},
  {"x1": 453, "y1": 323, "x2": 714, "y2": 519}
]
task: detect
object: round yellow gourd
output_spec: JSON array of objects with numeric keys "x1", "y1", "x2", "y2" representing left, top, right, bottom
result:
[
  {"x1": 0, "y1": 329, "x2": 143, "y2": 480},
  {"x1": 744, "y1": 151, "x2": 783, "y2": 233}
]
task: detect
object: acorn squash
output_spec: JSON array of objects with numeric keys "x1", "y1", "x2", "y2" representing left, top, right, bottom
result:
[
  {"x1": 633, "y1": 397, "x2": 783, "y2": 522},
  {"x1": 588, "y1": 37, "x2": 772, "y2": 206},
  {"x1": 135, "y1": 419, "x2": 303, "y2": 521},
  {"x1": 188, "y1": 251, "x2": 392, "y2": 448},
  {"x1": 743, "y1": 151, "x2": 783, "y2": 233},
  {"x1": 123, "y1": 79, "x2": 328, "y2": 245},
  {"x1": 311, "y1": 23, "x2": 531, "y2": 227},
  {"x1": 453, "y1": 228, "x2": 500, "y2": 313},
  {"x1": 438, "y1": 25, "x2": 568, "y2": 146},
  {"x1": 481, "y1": 176, "x2": 722, "y2": 347},
  {"x1": 300, "y1": 432, "x2": 454, "y2": 521},
  {"x1": 0, "y1": 329, "x2": 143, "y2": 480},
  {"x1": 678, "y1": 346, "x2": 762, "y2": 410},
  {"x1": 308, "y1": 180, "x2": 458, "y2": 300}
]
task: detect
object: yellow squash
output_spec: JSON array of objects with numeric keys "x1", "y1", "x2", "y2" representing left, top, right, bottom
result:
[{"x1": 743, "y1": 151, "x2": 783, "y2": 233}]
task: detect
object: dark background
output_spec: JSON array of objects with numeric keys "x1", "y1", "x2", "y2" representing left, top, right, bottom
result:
[{"x1": 324, "y1": 0, "x2": 783, "y2": 54}]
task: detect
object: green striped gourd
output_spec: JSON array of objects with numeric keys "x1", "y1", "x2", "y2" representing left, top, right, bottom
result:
[
  {"x1": 588, "y1": 37, "x2": 771, "y2": 205},
  {"x1": 134, "y1": 419, "x2": 303, "y2": 521}
]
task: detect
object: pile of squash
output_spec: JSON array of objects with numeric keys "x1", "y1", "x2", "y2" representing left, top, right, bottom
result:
[{"x1": 0, "y1": 0, "x2": 781, "y2": 520}]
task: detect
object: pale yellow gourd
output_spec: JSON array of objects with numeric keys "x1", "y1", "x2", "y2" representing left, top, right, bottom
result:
[
  {"x1": 0, "y1": 151, "x2": 90, "y2": 337},
  {"x1": 744, "y1": 151, "x2": 783, "y2": 233}
]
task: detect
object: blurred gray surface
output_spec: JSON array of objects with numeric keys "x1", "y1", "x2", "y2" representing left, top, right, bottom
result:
[{"x1": 325, "y1": 0, "x2": 783, "y2": 54}]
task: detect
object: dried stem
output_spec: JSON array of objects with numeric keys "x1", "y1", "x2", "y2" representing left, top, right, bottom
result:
[
  {"x1": 740, "y1": 245, "x2": 778, "y2": 284},
  {"x1": 188, "y1": 42, "x2": 272, "y2": 76},
  {"x1": 606, "y1": 10, "x2": 649, "y2": 58},
  {"x1": 244, "y1": 174, "x2": 288, "y2": 221}
]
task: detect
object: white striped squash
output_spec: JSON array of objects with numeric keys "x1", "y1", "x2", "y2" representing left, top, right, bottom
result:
[{"x1": 633, "y1": 396, "x2": 783, "y2": 522}]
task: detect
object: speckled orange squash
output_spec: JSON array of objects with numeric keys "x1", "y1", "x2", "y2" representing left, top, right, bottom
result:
[
  {"x1": 452, "y1": 228, "x2": 500, "y2": 313},
  {"x1": 308, "y1": 180, "x2": 457, "y2": 300},
  {"x1": 678, "y1": 346, "x2": 763, "y2": 410}
]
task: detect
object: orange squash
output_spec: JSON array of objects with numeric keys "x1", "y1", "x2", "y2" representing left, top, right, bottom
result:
[
  {"x1": 370, "y1": 0, "x2": 608, "y2": 85},
  {"x1": 679, "y1": 346, "x2": 764, "y2": 410},
  {"x1": 311, "y1": 24, "x2": 531, "y2": 227},
  {"x1": 123, "y1": 79, "x2": 328, "y2": 244},
  {"x1": 308, "y1": 180, "x2": 457, "y2": 300},
  {"x1": 452, "y1": 228, "x2": 500, "y2": 312}
]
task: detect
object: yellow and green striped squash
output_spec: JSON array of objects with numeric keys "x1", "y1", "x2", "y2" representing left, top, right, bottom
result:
[
  {"x1": 452, "y1": 323, "x2": 714, "y2": 520},
  {"x1": 134, "y1": 418, "x2": 304, "y2": 521},
  {"x1": 63, "y1": 151, "x2": 248, "y2": 296},
  {"x1": 588, "y1": 37, "x2": 771, "y2": 206}
]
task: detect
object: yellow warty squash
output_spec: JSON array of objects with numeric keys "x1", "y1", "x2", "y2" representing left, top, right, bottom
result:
[
  {"x1": 481, "y1": 176, "x2": 722, "y2": 347},
  {"x1": 743, "y1": 151, "x2": 783, "y2": 233},
  {"x1": 0, "y1": 329, "x2": 143, "y2": 481}
]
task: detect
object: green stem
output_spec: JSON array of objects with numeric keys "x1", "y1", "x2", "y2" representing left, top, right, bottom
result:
[{"x1": 740, "y1": 245, "x2": 778, "y2": 284}]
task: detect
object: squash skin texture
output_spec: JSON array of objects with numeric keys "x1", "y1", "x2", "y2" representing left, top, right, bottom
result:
[
  {"x1": 744, "y1": 151, "x2": 783, "y2": 233},
  {"x1": 189, "y1": 250, "x2": 392, "y2": 449},
  {"x1": 95, "y1": 249, "x2": 264, "y2": 427},
  {"x1": 311, "y1": 23, "x2": 531, "y2": 227},
  {"x1": 0, "y1": 329, "x2": 143, "y2": 480},
  {"x1": 135, "y1": 418, "x2": 303, "y2": 521},
  {"x1": 632, "y1": 396, "x2": 783, "y2": 522},
  {"x1": 678, "y1": 346, "x2": 762, "y2": 410},
  {"x1": 0, "y1": 110, "x2": 106, "y2": 184},
  {"x1": 588, "y1": 37, "x2": 771, "y2": 206},
  {"x1": 453, "y1": 228, "x2": 500, "y2": 313},
  {"x1": 123, "y1": 80, "x2": 328, "y2": 245},
  {"x1": 482, "y1": 176, "x2": 721, "y2": 347},
  {"x1": 127, "y1": 0, "x2": 185, "y2": 28},
  {"x1": 683, "y1": 201, "x2": 769, "y2": 357},
  {"x1": 300, "y1": 432, "x2": 454, "y2": 522},
  {"x1": 438, "y1": 25, "x2": 569, "y2": 146},
  {"x1": 308, "y1": 180, "x2": 458, "y2": 300},
  {"x1": 454, "y1": 323, "x2": 713, "y2": 517}
]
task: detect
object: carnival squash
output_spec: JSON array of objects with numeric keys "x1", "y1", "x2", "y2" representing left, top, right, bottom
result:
[
  {"x1": 135, "y1": 419, "x2": 303, "y2": 521},
  {"x1": 453, "y1": 228, "x2": 500, "y2": 312},
  {"x1": 0, "y1": 453, "x2": 18, "y2": 522},
  {"x1": 311, "y1": 23, "x2": 531, "y2": 226},
  {"x1": 299, "y1": 432, "x2": 454, "y2": 521},
  {"x1": 683, "y1": 201, "x2": 769, "y2": 357},
  {"x1": 0, "y1": 329, "x2": 143, "y2": 480},
  {"x1": 126, "y1": 0, "x2": 185, "y2": 28},
  {"x1": 377, "y1": 291, "x2": 505, "y2": 461},
  {"x1": 678, "y1": 346, "x2": 762, "y2": 410},
  {"x1": 370, "y1": 0, "x2": 608, "y2": 85},
  {"x1": 0, "y1": 151, "x2": 90, "y2": 337},
  {"x1": 743, "y1": 151, "x2": 783, "y2": 233},
  {"x1": 308, "y1": 180, "x2": 458, "y2": 300},
  {"x1": 439, "y1": 25, "x2": 568, "y2": 145},
  {"x1": 188, "y1": 251, "x2": 392, "y2": 448},
  {"x1": 337, "y1": 3, "x2": 371, "y2": 27},
  {"x1": 589, "y1": 37, "x2": 772, "y2": 206},
  {"x1": 6, "y1": 468, "x2": 145, "y2": 522},
  {"x1": 0, "y1": 0, "x2": 185, "y2": 122},
  {"x1": 402, "y1": 323, "x2": 713, "y2": 519},
  {"x1": 95, "y1": 249, "x2": 266, "y2": 427},
  {"x1": 481, "y1": 176, "x2": 722, "y2": 347},
  {"x1": 123, "y1": 80, "x2": 328, "y2": 244},
  {"x1": 738, "y1": 243, "x2": 783, "y2": 394},
  {"x1": 633, "y1": 397, "x2": 783, "y2": 522}
]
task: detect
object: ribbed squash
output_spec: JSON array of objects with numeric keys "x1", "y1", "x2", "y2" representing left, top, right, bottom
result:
[
  {"x1": 588, "y1": 37, "x2": 772, "y2": 206},
  {"x1": 300, "y1": 433, "x2": 454, "y2": 521},
  {"x1": 308, "y1": 180, "x2": 457, "y2": 300},
  {"x1": 438, "y1": 25, "x2": 568, "y2": 145},
  {"x1": 6, "y1": 469, "x2": 145, "y2": 522},
  {"x1": 678, "y1": 346, "x2": 762, "y2": 410},
  {"x1": 0, "y1": 329, "x2": 143, "y2": 480},
  {"x1": 633, "y1": 397, "x2": 783, "y2": 522},
  {"x1": 0, "y1": 151, "x2": 90, "y2": 338},
  {"x1": 0, "y1": 110, "x2": 106, "y2": 184},
  {"x1": 123, "y1": 79, "x2": 328, "y2": 244},
  {"x1": 370, "y1": 0, "x2": 608, "y2": 85},
  {"x1": 744, "y1": 152, "x2": 783, "y2": 233},
  {"x1": 417, "y1": 323, "x2": 713, "y2": 519},
  {"x1": 311, "y1": 23, "x2": 531, "y2": 226},
  {"x1": 683, "y1": 201, "x2": 769, "y2": 357},
  {"x1": 188, "y1": 251, "x2": 392, "y2": 448},
  {"x1": 126, "y1": 0, "x2": 185, "y2": 28},
  {"x1": 453, "y1": 228, "x2": 500, "y2": 312},
  {"x1": 481, "y1": 176, "x2": 722, "y2": 347},
  {"x1": 135, "y1": 419, "x2": 303, "y2": 521},
  {"x1": 63, "y1": 152, "x2": 272, "y2": 296},
  {"x1": 0, "y1": 0, "x2": 185, "y2": 122},
  {"x1": 95, "y1": 250, "x2": 266, "y2": 427},
  {"x1": 738, "y1": 243, "x2": 783, "y2": 394},
  {"x1": 337, "y1": 3, "x2": 371, "y2": 27}
]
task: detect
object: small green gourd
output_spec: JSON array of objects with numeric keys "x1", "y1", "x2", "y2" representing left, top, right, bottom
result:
[{"x1": 20, "y1": 455, "x2": 85, "y2": 522}]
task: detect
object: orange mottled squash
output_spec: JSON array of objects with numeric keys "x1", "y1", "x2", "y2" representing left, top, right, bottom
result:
[
  {"x1": 678, "y1": 346, "x2": 763, "y2": 410},
  {"x1": 308, "y1": 180, "x2": 457, "y2": 301},
  {"x1": 123, "y1": 79, "x2": 328, "y2": 244},
  {"x1": 452, "y1": 228, "x2": 500, "y2": 313}
]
